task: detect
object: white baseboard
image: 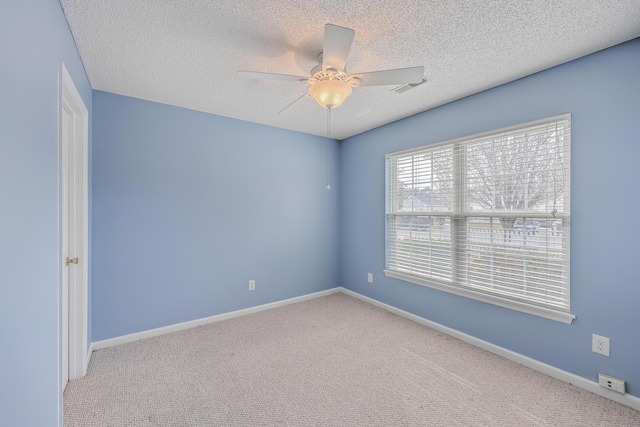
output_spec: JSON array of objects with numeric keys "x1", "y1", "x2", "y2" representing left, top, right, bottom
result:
[
  {"x1": 339, "y1": 287, "x2": 640, "y2": 411},
  {"x1": 92, "y1": 287, "x2": 340, "y2": 351}
]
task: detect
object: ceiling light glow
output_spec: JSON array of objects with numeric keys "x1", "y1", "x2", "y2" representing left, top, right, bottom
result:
[{"x1": 308, "y1": 79, "x2": 352, "y2": 109}]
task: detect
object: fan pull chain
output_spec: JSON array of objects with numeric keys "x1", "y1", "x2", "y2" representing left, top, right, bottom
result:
[{"x1": 326, "y1": 107, "x2": 331, "y2": 190}]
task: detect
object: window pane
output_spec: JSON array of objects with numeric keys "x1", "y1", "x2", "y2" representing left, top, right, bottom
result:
[
  {"x1": 389, "y1": 215, "x2": 452, "y2": 281},
  {"x1": 464, "y1": 122, "x2": 569, "y2": 214},
  {"x1": 463, "y1": 217, "x2": 568, "y2": 310},
  {"x1": 392, "y1": 147, "x2": 454, "y2": 213}
]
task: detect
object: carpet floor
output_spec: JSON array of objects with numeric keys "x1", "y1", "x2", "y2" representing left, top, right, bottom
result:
[{"x1": 64, "y1": 293, "x2": 640, "y2": 426}]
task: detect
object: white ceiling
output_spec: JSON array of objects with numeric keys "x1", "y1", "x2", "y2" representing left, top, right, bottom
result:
[{"x1": 60, "y1": 0, "x2": 640, "y2": 140}]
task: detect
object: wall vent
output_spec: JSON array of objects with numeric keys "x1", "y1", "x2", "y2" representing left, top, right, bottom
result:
[{"x1": 393, "y1": 79, "x2": 428, "y2": 94}]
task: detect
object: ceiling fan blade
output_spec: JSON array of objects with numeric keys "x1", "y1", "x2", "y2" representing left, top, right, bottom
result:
[
  {"x1": 351, "y1": 66, "x2": 424, "y2": 87},
  {"x1": 238, "y1": 71, "x2": 308, "y2": 82},
  {"x1": 279, "y1": 92, "x2": 311, "y2": 115},
  {"x1": 322, "y1": 24, "x2": 355, "y2": 72},
  {"x1": 342, "y1": 95, "x2": 371, "y2": 117}
]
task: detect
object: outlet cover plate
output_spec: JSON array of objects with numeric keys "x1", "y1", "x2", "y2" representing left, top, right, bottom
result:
[
  {"x1": 592, "y1": 334, "x2": 610, "y2": 356},
  {"x1": 598, "y1": 373, "x2": 626, "y2": 394},
  {"x1": 249, "y1": 280, "x2": 255, "y2": 291},
  {"x1": 367, "y1": 273, "x2": 373, "y2": 283}
]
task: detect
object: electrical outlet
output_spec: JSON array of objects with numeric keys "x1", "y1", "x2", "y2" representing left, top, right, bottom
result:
[
  {"x1": 592, "y1": 334, "x2": 610, "y2": 357},
  {"x1": 598, "y1": 373, "x2": 626, "y2": 394},
  {"x1": 367, "y1": 273, "x2": 373, "y2": 283},
  {"x1": 249, "y1": 280, "x2": 255, "y2": 291}
]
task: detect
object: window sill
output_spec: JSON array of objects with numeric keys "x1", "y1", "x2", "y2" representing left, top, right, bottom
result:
[{"x1": 383, "y1": 269, "x2": 575, "y2": 324}]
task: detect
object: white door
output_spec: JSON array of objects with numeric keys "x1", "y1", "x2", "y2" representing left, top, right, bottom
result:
[
  {"x1": 61, "y1": 103, "x2": 74, "y2": 391},
  {"x1": 59, "y1": 63, "x2": 88, "y2": 398}
]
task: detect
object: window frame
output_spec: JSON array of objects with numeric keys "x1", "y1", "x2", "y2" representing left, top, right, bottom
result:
[{"x1": 384, "y1": 114, "x2": 574, "y2": 324}]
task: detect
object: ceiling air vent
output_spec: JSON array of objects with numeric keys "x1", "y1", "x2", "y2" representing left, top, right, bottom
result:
[{"x1": 393, "y1": 78, "x2": 428, "y2": 94}]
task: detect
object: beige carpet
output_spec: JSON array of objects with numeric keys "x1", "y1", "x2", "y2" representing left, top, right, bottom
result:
[{"x1": 64, "y1": 293, "x2": 640, "y2": 426}]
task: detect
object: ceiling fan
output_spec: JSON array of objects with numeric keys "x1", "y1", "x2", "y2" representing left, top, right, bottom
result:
[{"x1": 238, "y1": 24, "x2": 425, "y2": 117}]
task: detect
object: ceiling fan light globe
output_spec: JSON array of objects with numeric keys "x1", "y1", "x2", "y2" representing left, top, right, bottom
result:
[{"x1": 308, "y1": 80, "x2": 352, "y2": 109}]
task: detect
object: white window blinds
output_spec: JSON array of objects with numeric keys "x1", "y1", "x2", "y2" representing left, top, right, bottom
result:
[{"x1": 385, "y1": 114, "x2": 573, "y2": 323}]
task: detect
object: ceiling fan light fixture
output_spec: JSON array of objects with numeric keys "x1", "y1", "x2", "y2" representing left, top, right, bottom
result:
[
  {"x1": 308, "y1": 79, "x2": 352, "y2": 109},
  {"x1": 239, "y1": 23, "x2": 424, "y2": 115}
]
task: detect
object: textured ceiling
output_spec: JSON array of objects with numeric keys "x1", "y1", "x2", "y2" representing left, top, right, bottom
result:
[{"x1": 60, "y1": 0, "x2": 640, "y2": 140}]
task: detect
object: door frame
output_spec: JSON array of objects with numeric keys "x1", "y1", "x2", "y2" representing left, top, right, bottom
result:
[{"x1": 58, "y1": 62, "x2": 89, "y2": 389}]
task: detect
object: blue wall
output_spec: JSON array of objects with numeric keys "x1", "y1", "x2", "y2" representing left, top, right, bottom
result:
[
  {"x1": 0, "y1": 1, "x2": 92, "y2": 426},
  {"x1": 92, "y1": 91, "x2": 339, "y2": 340},
  {"x1": 2, "y1": 2, "x2": 637, "y2": 423},
  {"x1": 340, "y1": 38, "x2": 640, "y2": 397}
]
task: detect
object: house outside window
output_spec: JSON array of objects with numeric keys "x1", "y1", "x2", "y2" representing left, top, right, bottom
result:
[{"x1": 385, "y1": 114, "x2": 573, "y2": 323}]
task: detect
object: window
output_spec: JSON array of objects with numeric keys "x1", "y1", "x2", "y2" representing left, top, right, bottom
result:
[{"x1": 385, "y1": 114, "x2": 573, "y2": 323}]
